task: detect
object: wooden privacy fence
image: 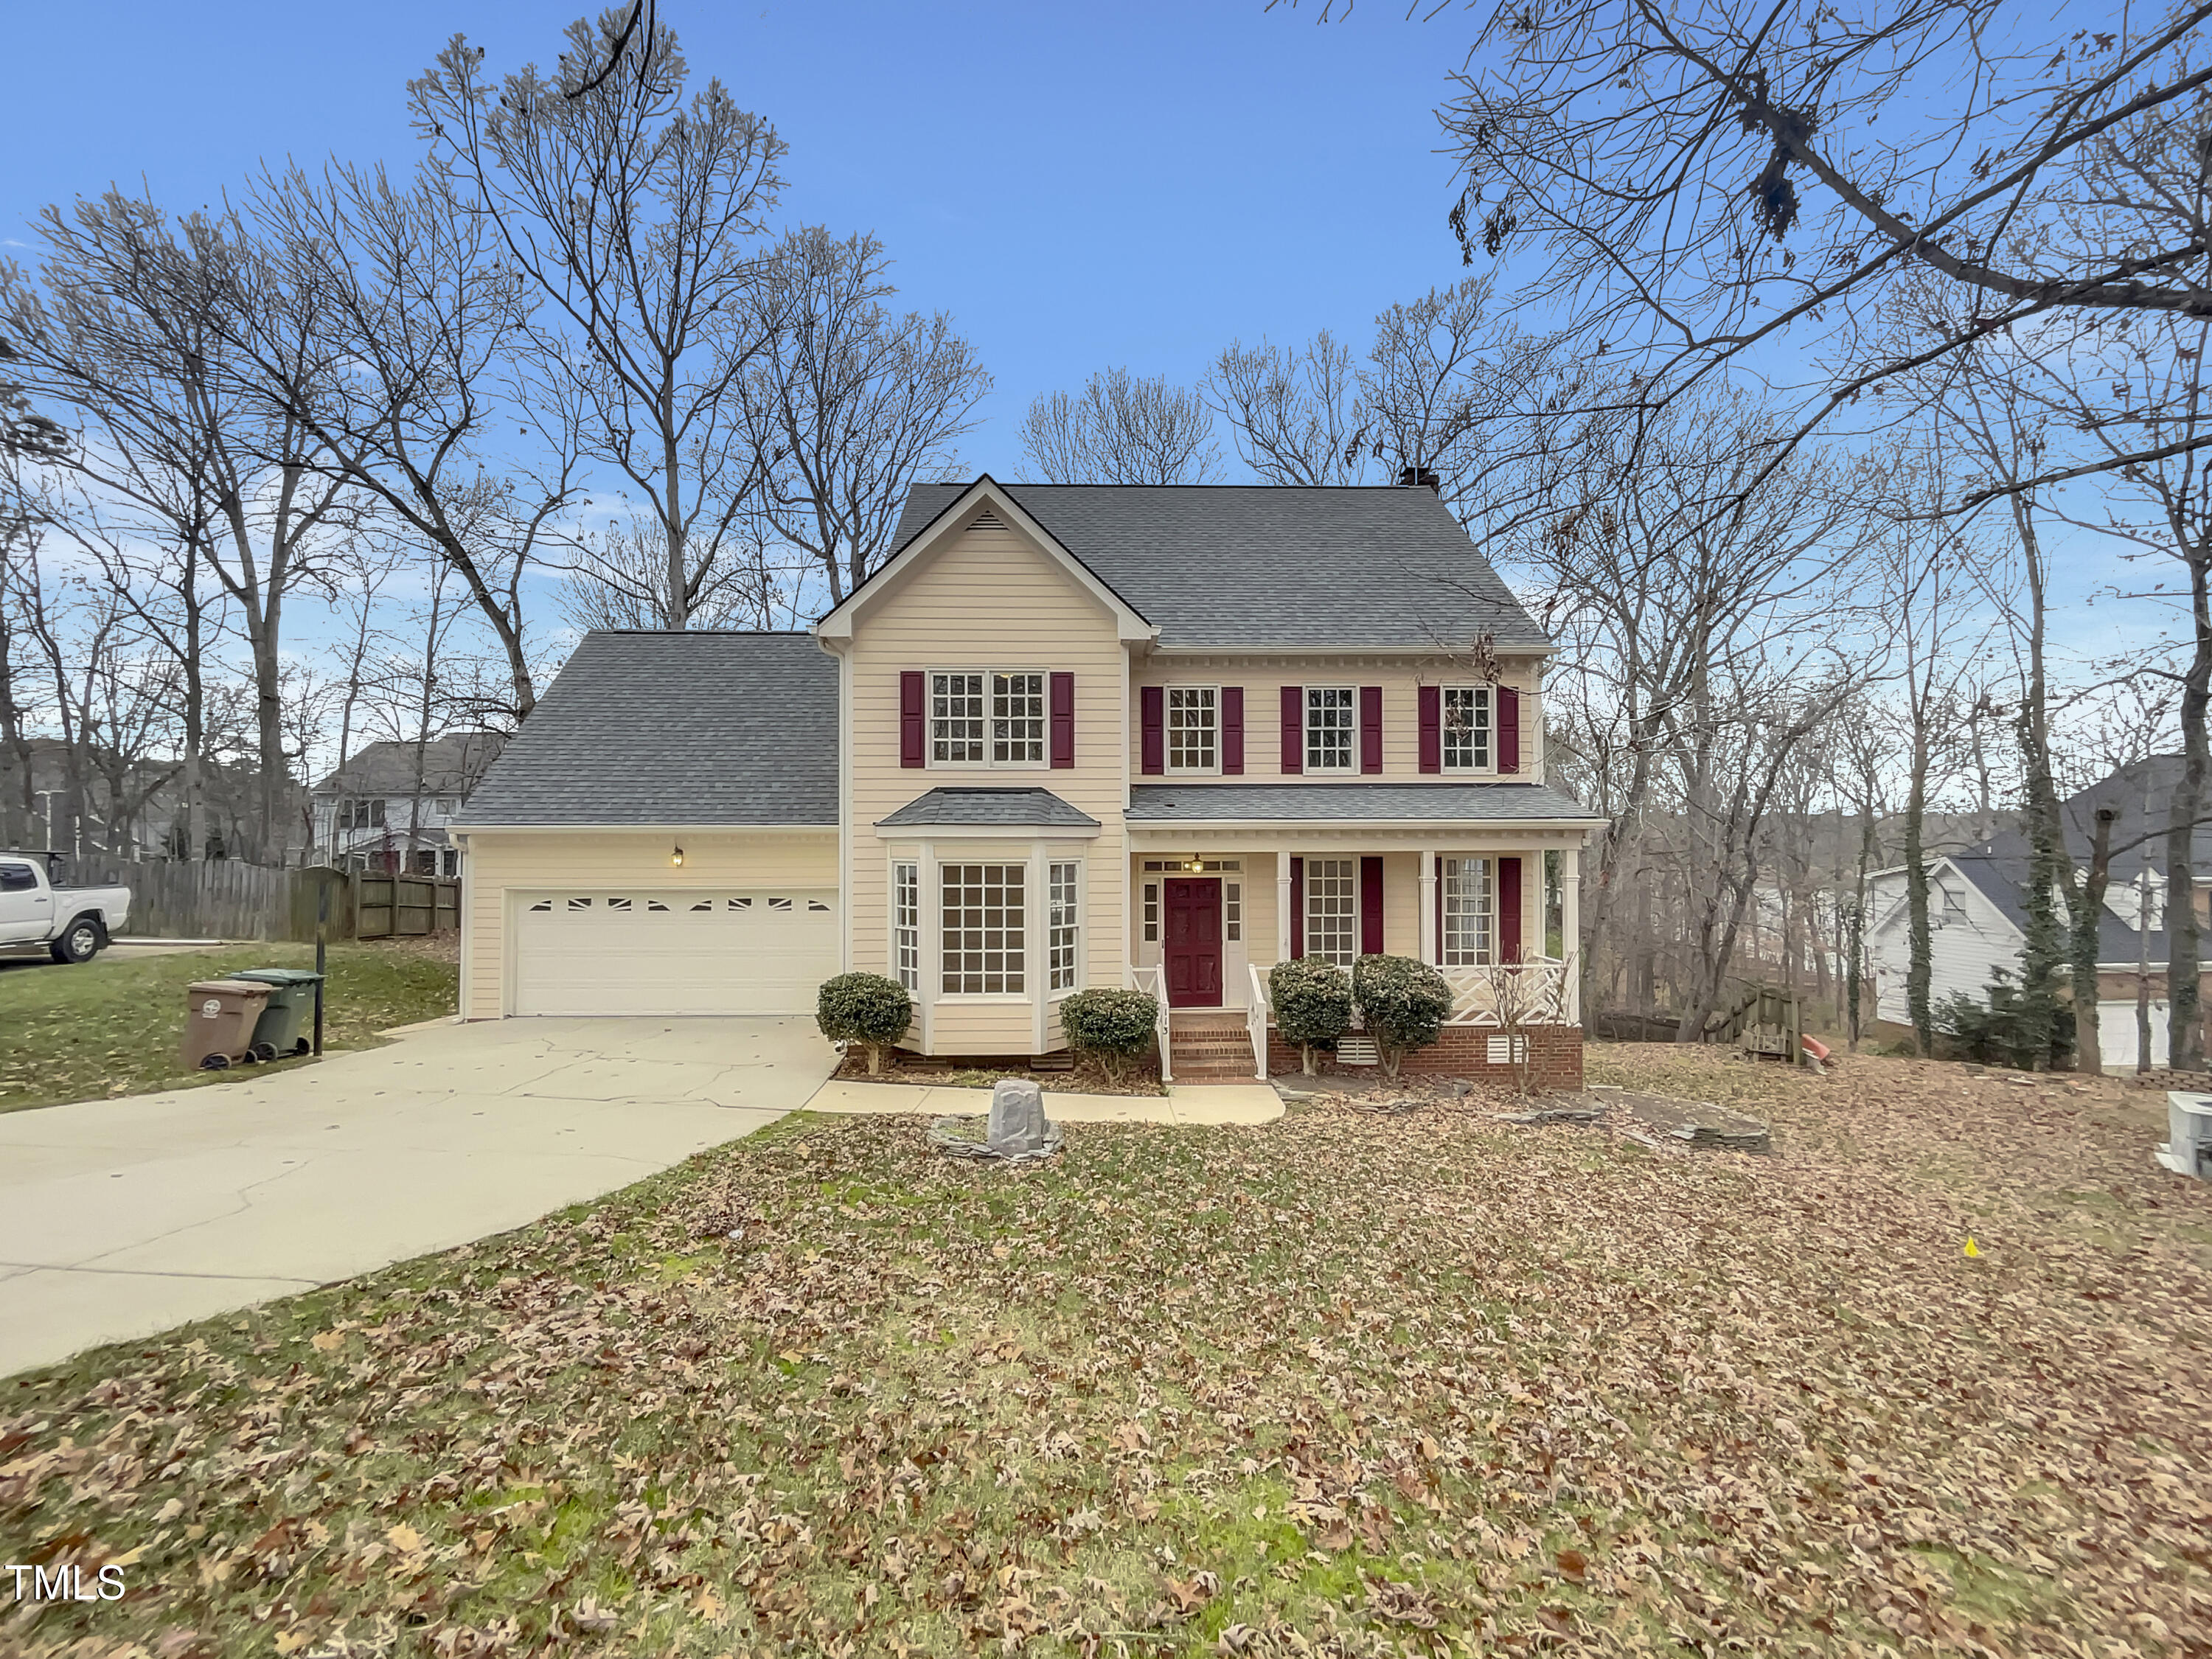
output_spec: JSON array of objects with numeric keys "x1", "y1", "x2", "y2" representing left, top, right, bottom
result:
[{"x1": 353, "y1": 874, "x2": 460, "y2": 940}]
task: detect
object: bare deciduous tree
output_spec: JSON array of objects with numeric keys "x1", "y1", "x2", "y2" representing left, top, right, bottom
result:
[
  {"x1": 1205, "y1": 330, "x2": 1373, "y2": 486},
  {"x1": 1020, "y1": 366, "x2": 1222, "y2": 484}
]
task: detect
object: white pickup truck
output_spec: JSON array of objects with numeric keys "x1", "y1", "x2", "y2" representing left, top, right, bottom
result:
[{"x1": 0, "y1": 852, "x2": 133, "y2": 963}]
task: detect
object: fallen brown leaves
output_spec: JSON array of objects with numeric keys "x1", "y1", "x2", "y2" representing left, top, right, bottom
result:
[{"x1": 1, "y1": 1046, "x2": 2208, "y2": 1657}]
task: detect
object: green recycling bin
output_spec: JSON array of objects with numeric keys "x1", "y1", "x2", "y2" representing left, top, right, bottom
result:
[{"x1": 229, "y1": 968, "x2": 325, "y2": 1060}]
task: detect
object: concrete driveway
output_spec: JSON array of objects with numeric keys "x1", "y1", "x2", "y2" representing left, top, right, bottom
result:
[{"x1": 0, "y1": 1017, "x2": 835, "y2": 1377}]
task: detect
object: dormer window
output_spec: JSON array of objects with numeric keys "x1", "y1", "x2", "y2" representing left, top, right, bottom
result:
[{"x1": 931, "y1": 669, "x2": 1046, "y2": 767}]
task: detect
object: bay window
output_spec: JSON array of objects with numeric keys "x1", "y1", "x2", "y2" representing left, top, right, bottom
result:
[
  {"x1": 1048, "y1": 862, "x2": 1081, "y2": 992},
  {"x1": 893, "y1": 861, "x2": 919, "y2": 992},
  {"x1": 941, "y1": 863, "x2": 1026, "y2": 994}
]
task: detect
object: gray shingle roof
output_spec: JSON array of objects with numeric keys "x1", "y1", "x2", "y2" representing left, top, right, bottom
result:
[
  {"x1": 455, "y1": 632, "x2": 836, "y2": 827},
  {"x1": 313, "y1": 733, "x2": 507, "y2": 799},
  {"x1": 877, "y1": 787, "x2": 1101, "y2": 828},
  {"x1": 1125, "y1": 782, "x2": 1603, "y2": 823},
  {"x1": 886, "y1": 484, "x2": 1549, "y2": 650}
]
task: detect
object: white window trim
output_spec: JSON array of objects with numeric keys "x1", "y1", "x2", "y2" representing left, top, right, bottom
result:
[
  {"x1": 1303, "y1": 855, "x2": 1360, "y2": 967},
  {"x1": 1304, "y1": 686, "x2": 1357, "y2": 774},
  {"x1": 1164, "y1": 684, "x2": 1222, "y2": 776},
  {"x1": 937, "y1": 858, "x2": 1031, "y2": 997},
  {"x1": 1440, "y1": 855, "x2": 1494, "y2": 967},
  {"x1": 891, "y1": 858, "x2": 921, "y2": 992},
  {"x1": 927, "y1": 667, "x2": 1051, "y2": 771},
  {"x1": 1439, "y1": 684, "x2": 1497, "y2": 775},
  {"x1": 1048, "y1": 859, "x2": 1084, "y2": 997}
]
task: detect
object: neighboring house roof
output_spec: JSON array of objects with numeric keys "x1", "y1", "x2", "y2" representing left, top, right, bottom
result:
[
  {"x1": 455, "y1": 632, "x2": 838, "y2": 827},
  {"x1": 1124, "y1": 782, "x2": 1604, "y2": 824},
  {"x1": 876, "y1": 787, "x2": 1102, "y2": 829},
  {"x1": 1870, "y1": 852, "x2": 2178, "y2": 967},
  {"x1": 313, "y1": 733, "x2": 506, "y2": 799},
  {"x1": 884, "y1": 481, "x2": 1551, "y2": 651}
]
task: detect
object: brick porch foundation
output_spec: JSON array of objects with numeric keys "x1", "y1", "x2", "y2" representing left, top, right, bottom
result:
[{"x1": 1266, "y1": 1024, "x2": 1583, "y2": 1090}]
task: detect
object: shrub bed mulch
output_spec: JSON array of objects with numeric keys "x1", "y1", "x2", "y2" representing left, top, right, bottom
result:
[
  {"x1": 1, "y1": 1046, "x2": 2205, "y2": 1656},
  {"x1": 830, "y1": 1050, "x2": 1166, "y2": 1096}
]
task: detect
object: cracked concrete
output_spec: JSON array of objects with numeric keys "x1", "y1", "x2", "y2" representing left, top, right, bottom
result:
[{"x1": 0, "y1": 1015, "x2": 835, "y2": 1377}]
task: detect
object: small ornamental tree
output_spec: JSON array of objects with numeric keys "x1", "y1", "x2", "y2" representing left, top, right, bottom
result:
[
  {"x1": 1060, "y1": 988, "x2": 1158, "y2": 1083},
  {"x1": 1270, "y1": 957, "x2": 1353, "y2": 1077},
  {"x1": 815, "y1": 973, "x2": 914, "y2": 1076},
  {"x1": 1352, "y1": 954, "x2": 1453, "y2": 1081}
]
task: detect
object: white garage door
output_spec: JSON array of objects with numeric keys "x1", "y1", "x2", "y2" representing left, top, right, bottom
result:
[{"x1": 512, "y1": 890, "x2": 839, "y2": 1016}]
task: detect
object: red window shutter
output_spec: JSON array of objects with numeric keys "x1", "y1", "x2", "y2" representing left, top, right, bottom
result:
[
  {"x1": 1360, "y1": 855, "x2": 1384, "y2": 956},
  {"x1": 1418, "y1": 685, "x2": 1441, "y2": 773},
  {"x1": 1049, "y1": 672, "x2": 1075, "y2": 768},
  {"x1": 1360, "y1": 686, "x2": 1383, "y2": 774},
  {"x1": 1140, "y1": 685, "x2": 1164, "y2": 775},
  {"x1": 1290, "y1": 857, "x2": 1304, "y2": 958},
  {"x1": 1221, "y1": 686, "x2": 1244, "y2": 774},
  {"x1": 1497, "y1": 684, "x2": 1520, "y2": 774},
  {"x1": 1498, "y1": 855, "x2": 1523, "y2": 962},
  {"x1": 1279, "y1": 686, "x2": 1303, "y2": 774},
  {"x1": 900, "y1": 672, "x2": 925, "y2": 768}
]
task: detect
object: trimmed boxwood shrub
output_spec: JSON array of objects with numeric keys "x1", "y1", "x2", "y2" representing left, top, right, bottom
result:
[
  {"x1": 1060, "y1": 988, "x2": 1159, "y2": 1082},
  {"x1": 815, "y1": 972, "x2": 914, "y2": 1076},
  {"x1": 1352, "y1": 953, "x2": 1453, "y2": 1079},
  {"x1": 1270, "y1": 956, "x2": 1353, "y2": 1077}
]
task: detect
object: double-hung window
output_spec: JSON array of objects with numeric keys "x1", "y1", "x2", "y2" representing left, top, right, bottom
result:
[
  {"x1": 1167, "y1": 686, "x2": 1217, "y2": 772},
  {"x1": 1048, "y1": 862, "x2": 1081, "y2": 992},
  {"x1": 931, "y1": 669, "x2": 1045, "y2": 766},
  {"x1": 1440, "y1": 857, "x2": 1492, "y2": 967},
  {"x1": 1305, "y1": 687, "x2": 1355, "y2": 772},
  {"x1": 942, "y1": 863, "x2": 1025, "y2": 994},
  {"x1": 1304, "y1": 858, "x2": 1357, "y2": 967},
  {"x1": 1441, "y1": 686, "x2": 1492, "y2": 771},
  {"x1": 892, "y1": 862, "x2": 920, "y2": 992}
]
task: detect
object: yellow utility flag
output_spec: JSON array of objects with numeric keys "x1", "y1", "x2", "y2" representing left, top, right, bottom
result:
[{"x1": 1963, "y1": 1237, "x2": 1981, "y2": 1259}]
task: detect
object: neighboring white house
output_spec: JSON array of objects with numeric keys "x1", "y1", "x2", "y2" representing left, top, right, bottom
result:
[
  {"x1": 311, "y1": 734, "x2": 506, "y2": 875},
  {"x1": 1864, "y1": 757, "x2": 2208, "y2": 1069}
]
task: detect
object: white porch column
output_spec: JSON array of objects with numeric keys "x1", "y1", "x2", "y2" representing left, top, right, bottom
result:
[
  {"x1": 1276, "y1": 853, "x2": 1294, "y2": 963},
  {"x1": 1562, "y1": 843, "x2": 1582, "y2": 1022},
  {"x1": 1417, "y1": 847, "x2": 1438, "y2": 964}
]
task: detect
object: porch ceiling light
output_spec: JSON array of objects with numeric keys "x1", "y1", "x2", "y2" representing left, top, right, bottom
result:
[{"x1": 1185, "y1": 857, "x2": 1203, "y2": 872}]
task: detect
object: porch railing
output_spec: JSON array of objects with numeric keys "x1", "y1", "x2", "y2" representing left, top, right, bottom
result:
[
  {"x1": 1130, "y1": 964, "x2": 1172, "y2": 1084},
  {"x1": 1439, "y1": 956, "x2": 1574, "y2": 1026},
  {"x1": 1247, "y1": 963, "x2": 1272, "y2": 1079}
]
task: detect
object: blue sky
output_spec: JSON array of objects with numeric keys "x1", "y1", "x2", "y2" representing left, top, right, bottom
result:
[{"x1": 3, "y1": 0, "x2": 1481, "y2": 478}]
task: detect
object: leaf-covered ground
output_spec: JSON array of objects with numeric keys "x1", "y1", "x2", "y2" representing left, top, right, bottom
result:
[{"x1": 2, "y1": 1046, "x2": 2206, "y2": 1657}]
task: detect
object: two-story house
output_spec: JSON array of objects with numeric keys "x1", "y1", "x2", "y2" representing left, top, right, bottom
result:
[
  {"x1": 313, "y1": 733, "x2": 507, "y2": 875},
  {"x1": 451, "y1": 479, "x2": 1603, "y2": 1082}
]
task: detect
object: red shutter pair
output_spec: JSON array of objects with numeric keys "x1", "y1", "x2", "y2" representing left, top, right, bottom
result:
[
  {"x1": 1141, "y1": 686, "x2": 1244, "y2": 775},
  {"x1": 1277, "y1": 685, "x2": 1385, "y2": 773},
  {"x1": 901, "y1": 671, "x2": 1076, "y2": 768},
  {"x1": 1416, "y1": 684, "x2": 1521, "y2": 774}
]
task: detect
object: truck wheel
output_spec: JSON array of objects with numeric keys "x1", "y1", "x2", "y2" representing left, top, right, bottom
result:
[{"x1": 49, "y1": 917, "x2": 102, "y2": 964}]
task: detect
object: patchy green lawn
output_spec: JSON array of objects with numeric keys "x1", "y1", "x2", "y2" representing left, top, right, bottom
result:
[
  {"x1": 0, "y1": 939, "x2": 457, "y2": 1114},
  {"x1": 2, "y1": 1047, "x2": 2206, "y2": 1656}
]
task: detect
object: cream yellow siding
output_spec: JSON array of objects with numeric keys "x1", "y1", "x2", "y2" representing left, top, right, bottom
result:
[
  {"x1": 841, "y1": 521, "x2": 1130, "y2": 1054},
  {"x1": 459, "y1": 830, "x2": 836, "y2": 1020},
  {"x1": 1128, "y1": 657, "x2": 1543, "y2": 784}
]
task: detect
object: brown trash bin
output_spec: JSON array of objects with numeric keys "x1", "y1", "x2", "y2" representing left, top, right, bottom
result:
[{"x1": 181, "y1": 979, "x2": 274, "y2": 1071}]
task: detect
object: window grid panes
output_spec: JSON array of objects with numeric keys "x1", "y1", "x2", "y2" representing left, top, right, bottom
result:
[
  {"x1": 942, "y1": 863, "x2": 1025, "y2": 994},
  {"x1": 1305, "y1": 858, "x2": 1357, "y2": 967},
  {"x1": 1167, "y1": 686, "x2": 1217, "y2": 771},
  {"x1": 1306, "y1": 687, "x2": 1354, "y2": 771},
  {"x1": 931, "y1": 672, "x2": 986, "y2": 763},
  {"x1": 1442, "y1": 686, "x2": 1492, "y2": 771},
  {"x1": 1225, "y1": 882, "x2": 1242, "y2": 942},
  {"x1": 1442, "y1": 857, "x2": 1492, "y2": 967},
  {"x1": 893, "y1": 862, "x2": 919, "y2": 992},
  {"x1": 1142, "y1": 882, "x2": 1159, "y2": 943},
  {"x1": 993, "y1": 672, "x2": 1045, "y2": 764},
  {"x1": 1048, "y1": 862, "x2": 1080, "y2": 992}
]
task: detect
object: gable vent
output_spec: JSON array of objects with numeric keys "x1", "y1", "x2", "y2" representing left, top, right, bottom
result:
[{"x1": 970, "y1": 507, "x2": 1006, "y2": 531}]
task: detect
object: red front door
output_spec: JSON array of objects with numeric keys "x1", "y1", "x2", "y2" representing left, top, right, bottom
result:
[{"x1": 1164, "y1": 878, "x2": 1222, "y2": 1007}]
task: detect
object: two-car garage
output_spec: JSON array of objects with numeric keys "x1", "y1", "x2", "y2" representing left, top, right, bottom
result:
[{"x1": 507, "y1": 888, "x2": 841, "y2": 1017}]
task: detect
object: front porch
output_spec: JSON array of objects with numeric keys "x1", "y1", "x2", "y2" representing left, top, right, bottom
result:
[{"x1": 1123, "y1": 832, "x2": 1585, "y2": 1083}]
